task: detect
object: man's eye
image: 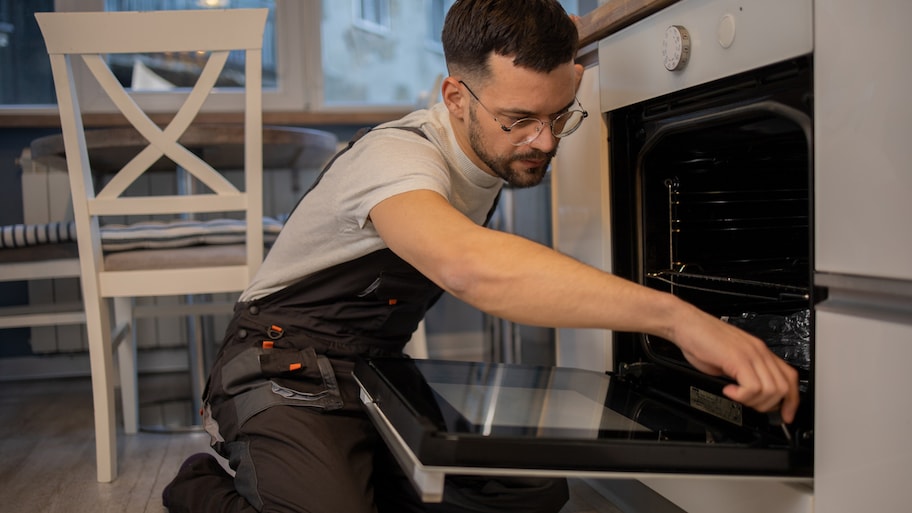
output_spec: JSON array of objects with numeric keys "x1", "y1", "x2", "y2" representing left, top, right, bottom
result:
[{"x1": 512, "y1": 119, "x2": 539, "y2": 129}]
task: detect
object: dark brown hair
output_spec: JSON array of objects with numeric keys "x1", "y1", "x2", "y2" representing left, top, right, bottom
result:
[{"x1": 441, "y1": 0, "x2": 579, "y2": 82}]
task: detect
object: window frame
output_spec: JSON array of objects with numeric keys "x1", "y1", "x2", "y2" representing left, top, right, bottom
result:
[{"x1": 352, "y1": 0, "x2": 392, "y2": 36}]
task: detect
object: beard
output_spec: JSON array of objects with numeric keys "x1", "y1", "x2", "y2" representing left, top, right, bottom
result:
[{"x1": 468, "y1": 106, "x2": 556, "y2": 188}]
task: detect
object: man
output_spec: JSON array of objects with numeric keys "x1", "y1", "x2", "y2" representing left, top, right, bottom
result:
[{"x1": 163, "y1": 1, "x2": 799, "y2": 511}]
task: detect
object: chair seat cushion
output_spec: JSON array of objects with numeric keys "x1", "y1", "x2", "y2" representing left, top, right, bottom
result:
[
  {"x1": 0, "y1": 242, "x2": 79, "y2": 263},
  {"x1": 103, "y1": 244, "x2": 248, "y2": 271},
  {"x1": 100, "y1": 218, "x2": 283, "y2": 251},
  {"x1": 0, "y1": 221, "x2": 76, "y2": 250},
  {"x1": 0, "y1": 218, "x2": 284, "y2": 252}
]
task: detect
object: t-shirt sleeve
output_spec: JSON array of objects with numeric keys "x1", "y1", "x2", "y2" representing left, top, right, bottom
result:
[{"x1": 336, "y1": 129, "x2": 452, "y2": 229}]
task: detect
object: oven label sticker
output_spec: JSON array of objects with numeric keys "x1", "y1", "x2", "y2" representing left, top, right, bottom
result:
[{"x1": 690, "y1": 386, "x2": 743, "y2": 426}]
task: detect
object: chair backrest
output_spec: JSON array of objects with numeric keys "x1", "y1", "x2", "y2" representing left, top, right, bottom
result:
[{"x1": 36, "y1": 9, "x2": 267, "y2": 298}]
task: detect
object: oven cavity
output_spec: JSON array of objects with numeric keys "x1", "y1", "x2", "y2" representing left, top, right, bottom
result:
[
  {"x1": 609, "y1": 58, "x2": 815, "y2": 451},
  {"x1": 640, "y1": 107, "x2": 812, "y2": 371}
]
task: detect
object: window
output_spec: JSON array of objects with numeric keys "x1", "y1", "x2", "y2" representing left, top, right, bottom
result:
[
  {"x1": 353, "y1": 0, "x2": 390, "y2": 34},
  {"x1": 105, "y1": 0, "x2": 279, "y2": 93},
  {"x1": 1, "y1": 0, "x2": 589, "y2": 112},
  {"x1": 322, "y1": 0, "x2": 446, "y2": 106},
  {"x1": 427, "y1": 0, "x2": 455, "y2": 50},
  {"x1": 0, "y1": 0, "x2": 57, "y2": 106}
]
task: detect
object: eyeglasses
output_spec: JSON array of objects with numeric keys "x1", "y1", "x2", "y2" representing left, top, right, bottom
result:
[{"x1": 460, "y1": 80, "x2": 588, "y2": 146}]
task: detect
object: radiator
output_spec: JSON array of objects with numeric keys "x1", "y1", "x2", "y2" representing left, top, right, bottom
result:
[{"x1": 20, "y1": 150, "x2": 86, "y2": 354}]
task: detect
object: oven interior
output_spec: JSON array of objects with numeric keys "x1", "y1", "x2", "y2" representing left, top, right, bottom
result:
[{"x1": 608, "y1": 57, "x2": 815, "y2": 449}]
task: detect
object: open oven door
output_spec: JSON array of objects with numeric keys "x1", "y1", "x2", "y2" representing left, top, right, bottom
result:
[{"x1": 352, "y1": 357, "x2": 811, "y2": 503}]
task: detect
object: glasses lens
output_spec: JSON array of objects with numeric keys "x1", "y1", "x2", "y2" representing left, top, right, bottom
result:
[
  {"x1": 508, "y1": 119, "x2": 544, "y2": 145},
  {"x1": 552, "y1": 110, "x2": 587, "y2": 138}
]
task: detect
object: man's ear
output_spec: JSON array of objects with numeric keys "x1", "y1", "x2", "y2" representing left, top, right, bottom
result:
[
  {"x1": 574, "y1": 63, "x2": 585, "y2": 91},
  {"x1": 442, "y1": 77, "x2": 469, "y2": 120}
]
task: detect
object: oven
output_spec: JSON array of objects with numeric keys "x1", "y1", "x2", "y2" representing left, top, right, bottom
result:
[
  {"x1": 611, "y1": 53, "x2": 816, "y2": 466},
  {"x1": 599, "y1": 0, "x2": 815, "y2": 475},
  {"x1": 608, "y1": 50, "x2": 815, "y2": 463}
]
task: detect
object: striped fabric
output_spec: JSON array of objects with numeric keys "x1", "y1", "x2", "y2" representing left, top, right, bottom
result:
[
  {"x1": 0, "y1": 221, "x2": 77, "y2": 249},
  {"x1": 0, "y1": 217, "x2": 284, "y2": 251}
]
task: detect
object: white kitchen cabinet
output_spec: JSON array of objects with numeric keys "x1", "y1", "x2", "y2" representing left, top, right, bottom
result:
[
  {"x1": 551, "y1": 60, "x2": 613, "y2": 372},
  {"x1": 814, "y1": 0, "x2": 912, "y2": 282},
  {"x1": 814, "y1": 308, "x2": 912, "y2": 513},
  {"x1": 814, "y1": 3, "x2": 912, "y2": 512}
]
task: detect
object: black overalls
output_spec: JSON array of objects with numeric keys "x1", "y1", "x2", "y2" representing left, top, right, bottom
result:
[{"x1": 188, "y1": 128, "x2": 569, "y2": 513}]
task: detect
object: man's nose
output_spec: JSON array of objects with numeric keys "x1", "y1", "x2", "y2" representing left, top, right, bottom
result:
[{"x1": 528, "y1": 127, "x2": 558, "y2": 153}]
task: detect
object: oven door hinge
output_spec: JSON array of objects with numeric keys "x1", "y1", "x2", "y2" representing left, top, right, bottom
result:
[{"x1": 615, "y1": 361, "x2": 656, "y2": 383}]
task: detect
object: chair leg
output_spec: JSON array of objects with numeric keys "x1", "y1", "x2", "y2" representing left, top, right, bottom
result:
[
  {"x1": 84, "y1": 294, "x2": 118, "y2": 483},
  {"x1": 187, "y1": 311, "x2": 206, "y2": 426},
  {"x1": 114, "y1": 296, "x2": 138, "y2": 435}
]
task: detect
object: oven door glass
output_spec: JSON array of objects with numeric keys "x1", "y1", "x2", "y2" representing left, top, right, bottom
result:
[{"x1": 354, "y1": 357, "x2": 811, "y2": 477}]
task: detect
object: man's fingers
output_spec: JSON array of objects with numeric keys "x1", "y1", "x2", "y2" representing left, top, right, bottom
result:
[{"x1": 722, "y1": 357, "x2": 799, "y2": 423}]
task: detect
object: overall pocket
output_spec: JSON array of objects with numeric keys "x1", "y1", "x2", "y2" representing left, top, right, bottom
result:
[
  {"x1": 260, "y1": 346, "x2": 341, "y2": 405},
  {"x1": 217, "y1": 344, "x2": 344, "y2": 430}
]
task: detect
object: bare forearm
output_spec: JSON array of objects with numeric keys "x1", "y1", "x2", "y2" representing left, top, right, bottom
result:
[
  {"x1": 372, "y1": 190, "x2": 686, "y2": 337},
  {"x1": 436, "y1": 228, "x2": 684, "y2": 338}
]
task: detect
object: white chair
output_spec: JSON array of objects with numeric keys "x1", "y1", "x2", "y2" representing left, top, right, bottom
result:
[{"x1": 36, "y1": 8, "x2": 268, "y2": 483}]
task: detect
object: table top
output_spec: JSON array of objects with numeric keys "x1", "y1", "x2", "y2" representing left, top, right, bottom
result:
[
  {"x1": 29, "y1": 124, "x2": 339, "y2": 172},
  {"x1": 577, "y1": 0, "x2": 679, "y2": 47}
]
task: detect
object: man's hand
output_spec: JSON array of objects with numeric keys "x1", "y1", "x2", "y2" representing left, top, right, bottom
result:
[{"x1": 673, "y1": 304, "x2": 800, "y2": 423}]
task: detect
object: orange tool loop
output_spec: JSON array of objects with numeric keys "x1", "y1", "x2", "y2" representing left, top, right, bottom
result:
[{"x1": 289, "y1": 363, "x2": 303, "y2": 371}]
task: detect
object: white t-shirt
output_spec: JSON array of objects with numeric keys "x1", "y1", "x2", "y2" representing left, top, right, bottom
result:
[{"x1": 240, "y1": 103, "x2": 503, "y2": 302}]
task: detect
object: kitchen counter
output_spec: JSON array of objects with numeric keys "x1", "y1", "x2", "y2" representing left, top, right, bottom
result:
[{"x1": 577, "y1": 0, "x2": 680, "y2": 47}]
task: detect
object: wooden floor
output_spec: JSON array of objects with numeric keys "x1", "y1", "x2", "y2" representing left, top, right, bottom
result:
[{"x1": 0, "y1": 373, "x2": 623, "y2": 513}]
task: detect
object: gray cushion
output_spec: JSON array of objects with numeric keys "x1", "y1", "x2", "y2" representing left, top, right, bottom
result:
[{"x1": 103, "y1": 244, "x2": 248, "y2": 271}]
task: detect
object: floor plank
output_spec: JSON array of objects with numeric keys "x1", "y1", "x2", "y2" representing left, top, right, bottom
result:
[
  {"x1": 0, "y1": 375, "x2": 206, "y2": 513},
  {"x1": 0, "y1": 374, "x2": 622, "y2": 513}
]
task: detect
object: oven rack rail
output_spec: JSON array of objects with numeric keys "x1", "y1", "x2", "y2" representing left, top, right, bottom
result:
[{"x1": 646, "y1": 269, "x2": 809, "y2": 301}]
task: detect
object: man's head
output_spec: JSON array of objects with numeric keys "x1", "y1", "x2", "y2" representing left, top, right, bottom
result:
[
  {"x1": 440, "y1": 0, "x2": 584, "y2": 188},
  {"x1": 442, "y1": 0, "x2": 579, "y2": 83}
]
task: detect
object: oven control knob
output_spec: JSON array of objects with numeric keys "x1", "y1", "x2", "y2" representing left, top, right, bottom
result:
[{"x1": 662, "y1": 25, "x2": 691, "y2": 71}]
